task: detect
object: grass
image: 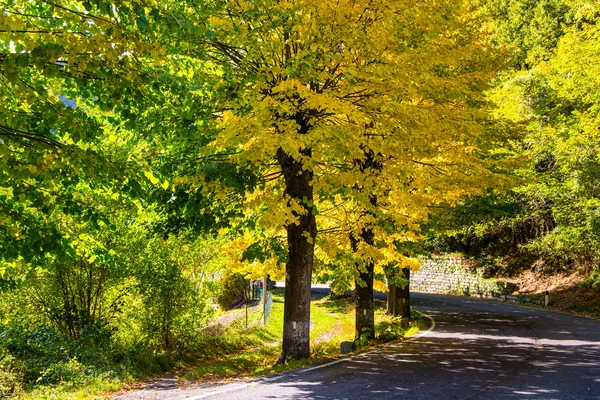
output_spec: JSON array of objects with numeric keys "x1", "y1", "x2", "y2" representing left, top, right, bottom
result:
[
  {"x1": 183, "y1": 289, "x2": 356, "y2": 380},
  {"x1": 22, "y1": 377, "x2": 125, "y2": 400},
  {"x1": 13, "y1": 292, "x2": 422, "y2": 399},
  {"x1": 183, "y1": 292, "x2": 421, "y2": 382},
  {"x1": 374, "y1": 307, "x2": 424, "y2": 342}
]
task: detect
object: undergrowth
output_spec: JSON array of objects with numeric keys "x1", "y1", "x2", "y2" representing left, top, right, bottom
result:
[{"x1": 2, "y1": 289, "x2": 422, "y2": 399}]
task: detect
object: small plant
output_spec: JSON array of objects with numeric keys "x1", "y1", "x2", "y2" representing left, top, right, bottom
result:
[
  {"x1": 216, "y1": 272, "x2": 248, "y2": 310},
  {"x1": 376, "y1": 317, "x2": 405, "y2": 342},
  {"x1": 354, "y1": 329, "x2": 373, "y2": 348},
  {"x1": 0, "y1": 353, "x2": 24, "y2": 397},
  {"x1": 585, "y1": 269, "x2": 600, "y2": 292}
]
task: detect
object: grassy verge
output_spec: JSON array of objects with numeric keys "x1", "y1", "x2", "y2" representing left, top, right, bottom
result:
[
  {"x1": 183, "y1": 293, "x2": 422, "y2": 381},
  {"x1": 16, "y1": 292, "x2": 422, "y2": 399},
  {"x1": 22, "y1": 376, "x2": 126, "y2": 400},
  {"x1": 183, "y1": 290, "x2": 356, "y2": 380}
]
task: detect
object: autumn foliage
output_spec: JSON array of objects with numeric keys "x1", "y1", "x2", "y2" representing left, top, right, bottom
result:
[{"x1": 5, "y1": 0, "x2": 591, "y2": 395}]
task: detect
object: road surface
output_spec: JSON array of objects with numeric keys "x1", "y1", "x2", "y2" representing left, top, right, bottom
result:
[{"x1": 117, "y1": 292, "x2": 600, "y2": 399}]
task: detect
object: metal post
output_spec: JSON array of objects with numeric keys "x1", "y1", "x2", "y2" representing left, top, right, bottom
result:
[{"x1": 263, "y1": 276, "x2": 267, "y2": 325}]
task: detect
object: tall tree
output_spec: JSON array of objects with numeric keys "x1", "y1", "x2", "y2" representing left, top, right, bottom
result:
[
  {"x1": 193, "y1": 0, "x2": 510, "y2": 361},
  {"x1": 452, "y1": 0, "x2": 600, "y2": 276},
  {"x1": 0, "y1": 0, "x2": 161, "y2": 273},
  {"x1": 313, "y1": 0, "x2": 514, "y2": 338}
]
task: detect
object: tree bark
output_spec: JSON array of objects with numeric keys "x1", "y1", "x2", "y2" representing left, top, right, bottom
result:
[
  {"x1": 393, "y1": 267, "x2": 411, "y2": 319},
  {"x1": 277, "y1": 147, "x2": 317, "y2": 364},
  {"x1": 386, "y1": 283, "x2": 395, "y2": 315},
  {"x1": 353, "y1": 230, "x2": 375, "y2": 341},
  {"x1": 352, "y1": 149, "x2": 380, "y2": 341}
]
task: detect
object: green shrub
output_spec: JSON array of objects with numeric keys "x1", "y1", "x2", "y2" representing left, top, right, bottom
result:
[
  {"x1": 585, "y1": 270, "x2": 600, "y2": 292},
  {"x1": 0, "y1": 232, "x2": 225, "y2": 397},
  {"x1": 0, "y1": 353, "x2": 24, "y2": 397},
  {"x1": 216, "y1": 272, "x2": 247, "y2": 310}
]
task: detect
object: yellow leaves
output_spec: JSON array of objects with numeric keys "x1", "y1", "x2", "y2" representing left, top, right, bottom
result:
[
  {"x1": 143, "y1": 170, "x2": 159, "y2": 186},
  {"x1": 401, "y1": 256, "x2": 421, "y2": 271},
  {"x1": 567, "y1": 0, "x2": 599, "y2": 21},
  {"x1": 71, "y1": 232, "x2": 105, "y2": 263},
  {"x1": 373, "y1": 279, "x2": 388, "y2": 293},
  {"x1": 42, "y1": 152, "x2": 58, "y2": 165},
  {"x1": 144, "y1": 170, "x2": 169, "y2": 190},
  {"x1": 272, "y1": 79, "x2": 307, "y2": 96},
  {"x1": 487, "y1": 71, "x2": 535, "y2": 123},
  {"x1": 149, "y1": 44, "x2": 166, "y2": 65},
  {"x1": 208, "y1": 16, "x2": 235, "y2": 31},
  {"x1": 258, "y1": 195, "x2": 308, "y2": 231},
  {"x1": 0, "y1": 216, "x2": 11, "y2": 227},
  {"x1": 219, "y1": 231, "x2": 283, "y2": 279},
  {"x1": 125, "y1": 70, "x2": 138, "y2": 82},
  {"x1": 132, "y1": 199, "x2": 144, "y2": 214},
  {"x1": 0, "y1": 13, "x2": 24, "y2": 32}
]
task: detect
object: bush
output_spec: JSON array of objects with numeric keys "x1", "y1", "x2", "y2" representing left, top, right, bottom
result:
[
  {"x1": 216, "y1": 272, "x2": 247, "y2": 310},
  {"x1": 0, "y1": 232, "x2": 225, "y2": 397},
  {"x1": 0, "y1": 353, "x2": 24, "y2": 397},
  {"x1": 585, "y1": 270, "x2": 600, "y2": 292}
]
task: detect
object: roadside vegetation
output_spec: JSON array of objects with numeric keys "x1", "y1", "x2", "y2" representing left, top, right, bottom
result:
[
  {"x1": 1, "y1": 288, "x2": 421, "y2": 399},
  {"x1": 183, "y1": 290, "x2": 354, "y2": 381},
  {"x1": 423, "y1": 0, "x2": 600, "y2": 317},
  {"x1": 154, "y1": 291, "x2": 422, "y2": 384}
]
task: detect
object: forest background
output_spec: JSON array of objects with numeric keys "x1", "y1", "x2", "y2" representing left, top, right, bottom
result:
[{"x1": 1, "y1": 0, "x2": 599, "y2": 398}]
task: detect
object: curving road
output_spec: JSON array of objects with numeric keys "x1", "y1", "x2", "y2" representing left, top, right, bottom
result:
[{"x1": 118, "y1": 293, "x2": 600, "y2": 399}]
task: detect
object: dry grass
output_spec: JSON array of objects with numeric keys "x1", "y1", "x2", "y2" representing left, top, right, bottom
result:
[{"x1": 499, "y1": 268, "x2": 600, "y2": 319}]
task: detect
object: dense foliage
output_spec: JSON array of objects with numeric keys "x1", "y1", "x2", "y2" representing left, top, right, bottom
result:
[{"x1": 428, "y1": 0, "x2": 600, "y2": 283}]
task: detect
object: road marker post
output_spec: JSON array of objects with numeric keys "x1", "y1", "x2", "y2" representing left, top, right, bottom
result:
[{"x1": 263, "y1": 276, "x2": 267, "y2": 325}]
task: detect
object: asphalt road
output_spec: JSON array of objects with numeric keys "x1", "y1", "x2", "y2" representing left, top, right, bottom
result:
[{"x1": 118, "y1": 292, "x2": 600, "y2": 400}]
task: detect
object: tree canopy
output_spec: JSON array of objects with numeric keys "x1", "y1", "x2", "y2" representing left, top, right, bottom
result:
[{"x1": 2, "y1": 0, "x2": 530, "y2": 370}]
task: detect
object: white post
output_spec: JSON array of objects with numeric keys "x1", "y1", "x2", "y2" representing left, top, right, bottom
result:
[{"x1": 263, "y1": 276, "x2": 268, "y2": 325}]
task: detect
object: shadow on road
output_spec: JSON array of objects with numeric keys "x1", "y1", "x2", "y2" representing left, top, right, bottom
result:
[
  {"x1": 249, "y1": 294, "x2": 600, "y2": 399},
  {"x1": 117, "y1": 292, "x2": 600, "y2": 400}
]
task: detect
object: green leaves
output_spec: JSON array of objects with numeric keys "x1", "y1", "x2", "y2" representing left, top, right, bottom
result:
[{"x1": 434, "y1": 0, "x2": 600, "y2": 272}]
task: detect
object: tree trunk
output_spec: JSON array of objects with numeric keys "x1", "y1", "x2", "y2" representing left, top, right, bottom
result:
[
  {"x1": 355, "y1": 262, "x2": 375, "y2": 340},
  {"x1": 353, "y1": 233, "x2": 375, "y2": 341},
  {"x1": 277, "y1": 147, "x2": 317, "y2": 364},
  {"x1": 393, "y1": 267, "x2": 411, "y2": 319},
  {"x1": 386, "y1": 283, "x2": 395, "y2": 315},
  {"x1": 352, "y1": 149, "x2": 380, "y2": 341}
]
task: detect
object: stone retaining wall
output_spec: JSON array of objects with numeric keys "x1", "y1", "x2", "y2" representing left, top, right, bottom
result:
[
  {"x1": 410, "y1": 255, "x2": 547, "y2": 306},
  {"x1": 411, "y1": 255, "x2": 506, "y2": 297}
]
